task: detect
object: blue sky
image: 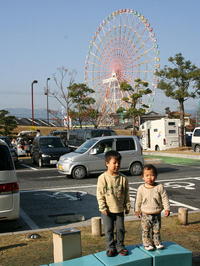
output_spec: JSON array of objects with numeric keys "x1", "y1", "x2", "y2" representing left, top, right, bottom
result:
[{"x1": 1, "y1": 0, "x2": 200, "y2": 115}]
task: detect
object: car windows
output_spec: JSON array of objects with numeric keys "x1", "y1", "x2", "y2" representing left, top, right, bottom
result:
[
  {"x1": 194, "y1": 129, "x2": 200, "y2": 137},
  {"x1": 39, "y1": 138, "x2": 64, "y2": 148},
  {"x1": 94, "y1": 139, "x2": 113, "y2": 154},
  {"x1": 0, "y1": 145, "x2": 14, "y2": 170},
  {"x1": 116, "y1": 138, "x2": 135, "y2": 151},
  {"x1": 75, "y1": 138, "x2": 97, "y2": 154}
]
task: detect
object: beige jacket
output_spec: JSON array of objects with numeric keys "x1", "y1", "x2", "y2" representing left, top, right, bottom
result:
[
  {"x1": 135, "y1": 183, "x2": 170, "y2": 214},
  {"x1": 96, "y1": 172, "x2": 131, "y2": 213}
]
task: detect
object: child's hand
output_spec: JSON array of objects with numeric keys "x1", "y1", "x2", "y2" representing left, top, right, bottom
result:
[
  {"x1": 101, "y1": 210, "x2": 109, "y2": 216},
  {"x1": 135, "y1": 211, "x2": 142, "y2": 218},
  {"x1": 165, "y1": 210, "x2": 170, "y2": 217}
]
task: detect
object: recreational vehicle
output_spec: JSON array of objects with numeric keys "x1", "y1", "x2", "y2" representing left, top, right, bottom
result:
[{"x1": 140, "y1": 118, "x2": 180, "y2": 151}]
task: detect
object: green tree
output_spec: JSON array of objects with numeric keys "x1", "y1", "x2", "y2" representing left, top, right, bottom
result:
[
  {"x1": 155, "y1": 53, "x2": 200, "y2": 146},
  {"x1": 68, "y1": 83, "x2": 96, "y2": 128},
  {"x1": 119, "y1": 79, "x2": 151, "y2": 133},
  {"x1": 0, "y1": 110, "x2": 17, "y2": 135}
]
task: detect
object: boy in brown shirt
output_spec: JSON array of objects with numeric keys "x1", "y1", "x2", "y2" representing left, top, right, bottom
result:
[{"x1": 97, "y1": 150, "x2": 130, "y2": 257}]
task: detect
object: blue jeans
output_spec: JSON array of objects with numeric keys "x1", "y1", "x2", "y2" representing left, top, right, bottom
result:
[{"x1": 102, "y1": 212, "x2": 125, "y2": 252}]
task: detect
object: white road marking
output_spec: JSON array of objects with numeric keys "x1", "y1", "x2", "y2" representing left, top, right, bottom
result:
[
  {"x1": 20, "y1": 164, "x2": 38, "y2": 170},
  {"x1": 169, "y1": 199, "x2": 199, "y2": 211},
  {"x1": 21, "y1": 176, "x2": 200, "y2": 193},
  {"x1": 20, "y1": 208, "x2": 39, "y2": 230}
]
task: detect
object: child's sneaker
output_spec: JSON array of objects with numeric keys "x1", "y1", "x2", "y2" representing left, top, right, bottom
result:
[
  {"x1": 106, "y1": 249, "x2": 117, "y2": 257},
  {"x1": 144, "y1": 245, "x2": 154, "y2": 251},
  {"x1": 155, "y1": 244, "x2": 164, "y2": 250}
]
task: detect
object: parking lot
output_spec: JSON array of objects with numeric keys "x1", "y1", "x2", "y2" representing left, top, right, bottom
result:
[{"x1": 1, "y1": 160, "x2": 199, "y2": 234}]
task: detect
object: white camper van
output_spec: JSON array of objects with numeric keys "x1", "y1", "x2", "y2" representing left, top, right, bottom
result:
[
  {"x1": 191, "y1": 127, "x2": 200, "y2": 152},
  {"x1": 140, "y1": 118, "x2": 180, "y2": 151}
]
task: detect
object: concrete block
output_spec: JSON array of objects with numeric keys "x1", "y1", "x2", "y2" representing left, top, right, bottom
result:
[
  {"x1": 94, "y1": 245, "x2": 152, "y2": 266},
  {"x1": 139, "y1": 241, "x2": 192, "y2": 266},
  {"x1": 49, "y1": 254, "x2": 104, "y2": 266},
  {"x1": 52, "y1": 228, "x2": 81, "y2": 263}
]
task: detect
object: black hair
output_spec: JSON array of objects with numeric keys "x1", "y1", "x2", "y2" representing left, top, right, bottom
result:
[
  {"x1": 105, "y1": 150, "x2": 121, "y2": 163},
  {"x1": 142, "y1": 164, "x2": 158, "y2": 177}
]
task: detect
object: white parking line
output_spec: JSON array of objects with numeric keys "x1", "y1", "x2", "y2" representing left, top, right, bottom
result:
[
  {"x1": 20, "y1": 164, "x2": 38, "y2": 171},
  {"x1": 21, "y1": 176, "x2": 200, "y2": 193},
  {"x1": 20, "y1": 208, "x2": 39, "y2": 230},
  {"x1": 169, "y1": 199, "x2": 199, "y2": 211}
]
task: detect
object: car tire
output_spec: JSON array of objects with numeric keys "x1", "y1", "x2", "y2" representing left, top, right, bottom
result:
[
  {"x1": 195, "y1": 145, "x2": 200, "y2": 153},
  {"x1": 130, "y1": 162, "x2": 143, "y2": 176},
  {"x1": 38, "y1": 158, "x2": 43, "y2": 167},
  {"x1": 72, "y1": 166, "x2": 87, "y2": 179}
]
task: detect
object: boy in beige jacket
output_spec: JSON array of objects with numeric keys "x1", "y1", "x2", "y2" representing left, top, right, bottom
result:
[
  {"x1": 135, "y1": 164, "x2": 170, "y2": 251},
  {"x1": 97, "y1": 150, "x2": 131, "y2": 257}
]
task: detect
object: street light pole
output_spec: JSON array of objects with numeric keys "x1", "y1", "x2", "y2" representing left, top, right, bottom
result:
[
  {"x1": 31, "y1": 80, "x2": 38, "y2": 126},
  {"x1": 46, "y1": 78, "x2": 50, "y2": 125}
]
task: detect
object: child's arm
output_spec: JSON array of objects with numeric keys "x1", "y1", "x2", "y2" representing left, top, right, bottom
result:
[
  {"x1": 160, "y1": 184, "x2": 170, "y2": 216},
  {"x1": 96, "y1": 175, "x2": 108, "y2": 215},
  {"x1": 134, "y1": 186, "x2": 143, "y2": 218},
  {"x1": 124, "y1": 178, "x2": 131, "y2": 214}
]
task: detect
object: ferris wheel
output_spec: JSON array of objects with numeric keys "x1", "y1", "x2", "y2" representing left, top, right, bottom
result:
[{"x1": 84, "y1": 9, "x2": 160, "y2": 125}]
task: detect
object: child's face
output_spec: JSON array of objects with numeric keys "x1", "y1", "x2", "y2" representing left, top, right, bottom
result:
[
  {"x1": 106, "y1": 157, "x2": 121, "y2": 175},
  {"x1": 143, "y1": 169, "x2": 157, "y2": 186}
]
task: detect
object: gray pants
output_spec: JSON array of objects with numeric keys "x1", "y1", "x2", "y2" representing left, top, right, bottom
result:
[
  {"x1": 102, "y1": 212, "x2": 125, "y2": 252},
  {"x1": 141, "y1": 213, "x2": 161, "y2": 246}
]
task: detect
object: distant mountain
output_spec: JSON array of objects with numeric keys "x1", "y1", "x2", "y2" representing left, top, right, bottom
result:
[
  {"x1": 5, "y1": 107, "x2": 197, "y2": 119},
  {"x1": 5, "y1": 108, "x2": 47, "y2": 119}
]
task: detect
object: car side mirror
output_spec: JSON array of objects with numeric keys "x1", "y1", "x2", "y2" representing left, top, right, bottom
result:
[{"x1": 90, "y1": 148, "x2": 97, "y2": 155}]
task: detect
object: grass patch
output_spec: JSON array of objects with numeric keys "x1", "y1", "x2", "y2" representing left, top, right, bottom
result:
[
  {"x1": 0, "y1": 212, "x2": 199, "y2": 266},
  {"x1": 144, "y1": 155, "x2": 200, "y2": 165}
]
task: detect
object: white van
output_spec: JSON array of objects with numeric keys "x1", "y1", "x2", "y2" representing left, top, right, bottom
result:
[
  {"x1": 191, "y1": 127, "x2": 200, "y2": 152},
  {"x1": 57, "y1": 135, "x2": 144, "y2": 179},
  {"x1": 0, "y1": 140, "x2": 20, "y2": 220},
  {"x1": 140, "y1": 118, "x2": 180, "y2": 151}
]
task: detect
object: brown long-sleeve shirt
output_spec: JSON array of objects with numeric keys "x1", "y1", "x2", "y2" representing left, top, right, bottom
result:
[
  {"x1": 135, "y1": 183, "x2": 170, "y2": 214},
  {"x1": 96, "y1": 172, "x2": 131, "y2": 213}
]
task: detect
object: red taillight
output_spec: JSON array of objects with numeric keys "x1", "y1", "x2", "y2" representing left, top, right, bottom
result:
[{"x1": 0, "y1": 182, "x2": 19, "y2": 193}]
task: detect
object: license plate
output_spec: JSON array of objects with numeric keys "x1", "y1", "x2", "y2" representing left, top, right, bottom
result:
[{"x1": 50, "y1": 160, "x2": 57, "y2": 165}]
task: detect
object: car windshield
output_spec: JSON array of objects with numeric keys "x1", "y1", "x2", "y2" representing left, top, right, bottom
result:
[
  {"x1": 75, "y1": 138, "x2": 98, "y2": 154},
  {"x1": 39, "y1": 138, "x2": 64, "y2": 148}
]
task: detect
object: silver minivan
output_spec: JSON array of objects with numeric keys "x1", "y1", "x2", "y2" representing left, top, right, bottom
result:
[
  {"x1": 57, "y1": 135, "x2": 144, "y2": 179},
  {"x1": 0, "y1": 140, "x2": 20, "y2": 220}
]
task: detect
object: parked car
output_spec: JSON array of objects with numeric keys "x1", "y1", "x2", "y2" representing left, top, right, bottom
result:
[
  {"x1": 16, "y1": 130, "x2": 38, "y2": 157},
  {"x1": 57, "y1": 135, "x2": 144, "y2": 179},
  {"x1": 0, "y1": 139, "x2": 20, "y2": 220},
  {"x1": 0, "y1": 136, "x2": 18, "y2": 164},
  {"x1": 192, "y1": 127, "x2": 200, "y2": 152},
  {"x1": 67, "y1": 128, "x2": 116, "y2": 150},
  {"x1": 31, "y1": 136, "x2": 70, "y2": 167}
]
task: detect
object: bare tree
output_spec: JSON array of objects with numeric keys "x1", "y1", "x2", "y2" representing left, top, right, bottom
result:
[{"x1": 45, "y1": 66, "x2": 76, "y2": 129}]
